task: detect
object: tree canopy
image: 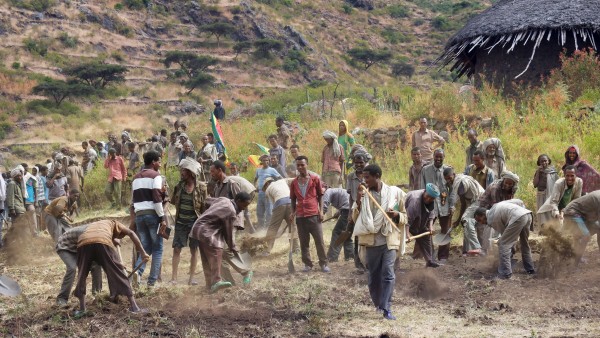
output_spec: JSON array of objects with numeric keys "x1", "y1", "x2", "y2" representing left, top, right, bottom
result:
[
  {"x1": 163, "y1": 51, "x2": 218, "y2": 93},
  {"x1": 199, "y1": 22, "x2": 236, "y2": 47},
  {"x1": 32, "y1": 78, "x2": 94, "y2": 106},
  {"x1": 347, "y1": 47, "x2": 393, "y2": 70},
  {"x1": 63, "y1": 62, "x2": 128, "y2": 89}
]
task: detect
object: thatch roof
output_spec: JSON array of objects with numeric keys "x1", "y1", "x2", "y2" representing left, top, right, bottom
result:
[{"x1": 437, "y1": 0, "x2": 600, "y2": 79}]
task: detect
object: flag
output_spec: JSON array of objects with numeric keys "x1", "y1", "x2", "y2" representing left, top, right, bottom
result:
[
  {"x1": 210, "y1": 112, "x2": 227, "y2": 161},
  {"x1": 248, "y1": 155, "x2": 262, "y2": 168},
  {"x1": 254, "y1": 143, "x2": 270, "y2": 155}
]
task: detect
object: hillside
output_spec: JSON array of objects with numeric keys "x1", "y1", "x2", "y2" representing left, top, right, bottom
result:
[{"x1": 0, "y1": 0, "x2": 492, "y2": 163}]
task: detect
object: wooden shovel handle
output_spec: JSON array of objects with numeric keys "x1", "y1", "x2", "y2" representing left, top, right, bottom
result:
[{"x1": 406, "y1": 231, "x2": 433, "y2": 242}]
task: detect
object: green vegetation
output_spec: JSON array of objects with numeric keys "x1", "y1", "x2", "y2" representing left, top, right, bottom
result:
[
  {"x1": 232, "y1": 41, "x2": 252, "y2": 60},
  {"x1": 256, "y1": 0, "x2": 293, "y2": 8},
  {"x1": 163, "y1": 51, "x2": 218, "y2": 93},
  {"x1": 9, "y1": 0, "x2": 55, "y2": 11},
  {"x1": 342, "y1": 3, "x2": 354, "y2": 14},
  {"x1": 391, "y1": 60, "x2": 415, "y2": 79},
  {"x1": 347, "y1": 47, "x2": 393, "y2": 70},
  {"x1": 387, "y1": 4, "x2": 409, "y2": 18},
  {"x1": 31, "y1": 78, "x2": 94, "y2": 106},
  {"x1": 282, "y1": 49, "x2": 306, "y2": 73},
  {"x1": 381, "y1": 28, "x2": 412, "y2": 44},
  {"x1": 57, "y1": 33, "x2": 79, "y2": 48},
  {"x1": 63, "y1": 62, "x2": 128, "y2": 89},
  {"x1": 23, "y1": 37, "x2": 49, "y2": 57},
  {"x1": 253, "y1": 38, "x2": 284, "y2": 59},
  {"x1": 123, "y1": 0, "x2": 150, "y2": 10},
  {"x1": 198, "y1": 22, "x2": 236, "y2": 47}
]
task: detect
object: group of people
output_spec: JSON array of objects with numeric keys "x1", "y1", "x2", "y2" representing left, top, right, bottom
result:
[{"x1": 2, "y1": 114, "x2": 600, "y2": 321}]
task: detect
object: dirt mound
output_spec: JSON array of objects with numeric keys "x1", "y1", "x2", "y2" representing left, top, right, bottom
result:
[
  {"x1": 537, "y1": 226, "x2": 576, "y2": 279},
  {"x1": 240, "y1": 235, "x2": 268, "y2": 256},
  {"x1": 405, "y1": 269, "x2": 449, "y2": 300}
]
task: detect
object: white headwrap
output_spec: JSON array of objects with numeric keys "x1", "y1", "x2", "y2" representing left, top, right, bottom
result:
[
  {"x1": 501, "y1": 170, "x2": 520, "y2": 183},
  {"x1": 10, "y1": 168, "x2": 22, "y2": 178},
  {"x1": 323, "y1": 130, "x2": 341, "y2": 158},
  {"x1": 179, "y1": 158, "x2": 202, "y2": 177}
]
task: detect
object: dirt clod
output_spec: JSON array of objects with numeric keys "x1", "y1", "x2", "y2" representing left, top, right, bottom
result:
[
  {"x1": 405, "y1": 269, "x2": 449, "y2": 300},
  {"x1": 537, "y1": 227, "x2": 576, "y2": 279}
]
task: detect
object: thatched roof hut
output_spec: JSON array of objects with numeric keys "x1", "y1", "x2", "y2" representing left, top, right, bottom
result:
[{"x1": 437, "y1": 0, "x2": 600, "y2": 89}]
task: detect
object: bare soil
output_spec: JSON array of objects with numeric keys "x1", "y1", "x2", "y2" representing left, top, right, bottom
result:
[{"x1": 2, "y1": 219, "x2": 600, "y2": 337}]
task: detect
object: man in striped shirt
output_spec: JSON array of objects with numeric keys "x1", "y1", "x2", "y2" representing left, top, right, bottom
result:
[{"x1": 130, "y1": 150, "x2": 166, "y2": 287}]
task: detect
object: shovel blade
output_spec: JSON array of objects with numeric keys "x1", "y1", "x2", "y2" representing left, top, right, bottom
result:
[
  {"x1": 433, "y1": 233, "x2": 452, "y2": 246},
  {"x1": 334, "y1": 231, "x2": 352, "y2": 247},
  {"x1": 230, "y1": 251, "x2": 252, "y2": 271},
  {"x1": 0, "y1": 275, "x2": 21, "y2": 297}
]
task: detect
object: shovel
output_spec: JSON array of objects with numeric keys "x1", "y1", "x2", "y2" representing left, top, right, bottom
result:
[
  {"x1": 288, "y1": 224, "x2": 295, "y2": 274},
  {"x1": 432, "y1": 225, "x2": 456, "y2": 246},
  {"x1": 229, "y1": 251, "x2": 252, "y2": 271},
  {"x1": 0, "y1": 275, "x2": 21, "y2": 297}
]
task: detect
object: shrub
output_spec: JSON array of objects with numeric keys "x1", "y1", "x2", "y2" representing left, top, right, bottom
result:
[
  {"x1": 413, "y1": 18, "x2": 425, "y2": 26},
  {"x1": 547, "y1": 48, "x2": 600, "y2": 99},
  {"x1": 347, "y1": 47, "x2": 393, "y2": 70},
  {"x1": 111, "y1": 50, "x2": 126, "y2": 62},
  {"x1": 431, "y1": 15, "x2": 453, "y2": 31},
  {"x1": 229, "y1": 5, "x2": 242, "y2": 14},
  {"x1": 342, "y1": 3, "x2": 353, "y2": 14},
  {"x1": 232, "y1": 41, "x2": 252, "y2": 60},
  {"x1": 124, "y1": 0, "x2": 148, "y2": 10},
  {"x1": 391, "y1": 60, "x2": 415, "y2": 79},
  {"x1": 253, "y1": 39, "x2": 283, "y2": 59},
  {"x1": 114, "y1": 3, "x2": 123, "y2": 10},
  {"x1": 23, "y1": 37, "x2": 49, "y2": 57},
  {"x1": 58, "y1": 32, "x2": 79, "y2": 48},
  {"x1": 283, "y1": 58, "x2": 300, "y2": 72},
  {"x1": 256, "y1": 0, "x2": 293, "y2": 8},
  {"x1": 10, "y1": 0, "x2": 56, "y2": 11},
  {"x1": 11, "y1": 62, "x2": 20, "y2": 70},
  {"x1": 387, "y1": 4, "x2": 408, "y2": 18},
  {"x1": 26, "y1": 99, "x2": 82, "y2": 115},
  {"x1": 380, "y1": 28, "x2": 412, "y2": 44}
]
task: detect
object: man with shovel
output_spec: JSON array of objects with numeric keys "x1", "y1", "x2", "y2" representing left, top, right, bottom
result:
[
  {"x1": 352, "y1": 164, "x2": 406, "y2": 320},
  {"x1": 443, "y1": 167, "x2": 485, "y2": 256},
  {"x1": 322, "y1": 184, "x2": 353, "y2": 262},
  {"x1": 405, "y1": 183, "x2": 440, "y2": 268},
  {"x1": 73, "y1": 220, "x2": 150, "y2": 315},
  {"x1": 262, "y1": 177, "x2": 298, "y2": 255},
  {"x1": 474, "y1": 200, "x2": 535, "y2": 279}
]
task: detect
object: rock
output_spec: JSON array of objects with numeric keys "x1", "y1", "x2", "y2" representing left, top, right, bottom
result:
[
  {"x1": 172, "y1": 101, "x2": 206, "y2": 115},
  {"x1": 368, "y1": 17, "x2": 379, "y2": 25},
  {"x1": 78, "y1": 6, "x2": 100, "y2": 23},
  {"x1": 101, "y1": 15, "x2": 115, "y2": 32},
  {"x1": 33, "y1": 12, "x2": 44, "y2": 20},
  {"x1": 46, "y1": 9, "x2": 65, "y2": 19},
  {"x1": 283, "y1": 25, "x2": 312, "y2": 50}
]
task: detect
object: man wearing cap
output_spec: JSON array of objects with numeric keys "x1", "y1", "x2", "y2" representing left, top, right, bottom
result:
[
  {"x1": 478, "y1": 171, "x2": 519, "y2": 253},
  {"x1": 474, "y1": 200, "x2": 535, "y2": 279},
  {"x1": 178, "y1": 133, "x2": 194, "y2": 152},
  {"x1": 405, "y1": 183, "x2": 441, "y2": 268},
  {"x1": 421, "y1": 148, "x2": 451, "y2": 261},
  {"x1": 121, "y1": 131, "x2": 132, "y2": 158},
  {"x1": 104, "y1": 148, "x2": 126, "y2": 209},
  {"x1": 321, "y1": 130, "x2": 344, "y2": 189}
]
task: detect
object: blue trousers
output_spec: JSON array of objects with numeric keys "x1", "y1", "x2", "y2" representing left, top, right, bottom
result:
[
  {"x1": 135, "y1": 213, "x2": 163, "y2": 285},
  {"x1": 366, "y1": 245, "x2": 396, "y2": 312}
]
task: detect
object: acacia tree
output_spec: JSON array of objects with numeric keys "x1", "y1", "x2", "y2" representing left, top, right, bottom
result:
[
  {"x1": 347, "y1": 47, "x2": 393, "y2": 70},
  {"x1": 63, "y1": 62, "x2": 128, "y2": 89},
  {"x1": 391, "y1": 60, "x2": 415, "y2": 79},
  {"x1": 232, "y1": 41, "x2": 252, "y2": 60},
  {"x1": 32, "y1": 78, "x2": 94, "y2": 106},
  {"x1": 163, "y1": 51, "x2": 218, "y2": 93},
  {"x1": 199, "y1": 22, "x2": 235, "y2": 47},
  {"x1": 253, "y1": 38, "x2": 283, "y2": 59}
]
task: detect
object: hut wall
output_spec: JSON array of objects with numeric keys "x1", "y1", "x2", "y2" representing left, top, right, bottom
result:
[{"x1": 472, "y1": 33, "x2": 599, "y2": 91}]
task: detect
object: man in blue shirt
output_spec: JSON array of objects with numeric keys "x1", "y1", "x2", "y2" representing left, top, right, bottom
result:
[{"x1": 253, "y1": 155, "x2": 282, "y2": 230}]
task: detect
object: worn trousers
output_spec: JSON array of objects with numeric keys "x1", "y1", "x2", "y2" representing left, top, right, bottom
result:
[
  {"x1": 409, "y1": 225, "x2": 434, "y2": 264},
  {"x1": 497, "y1": 214, "x2": 535, "y2": 277},
  {"x1": 134, "y1": 213, "x2": 163, "y2": 285},
  {"x1": 327, "y1": 209, "x2": 354, "y2": 261},
  {"x1": 264, "y1": 203, "x2": 298, "y2": 252},
  {"x1": 57, "y1": 250, "x2": 102, "y2": 301},
  {"x1": 198, "y1": 242, "x2": 223, "y2": 287},
  {"x1": 296, "y1": 216, "x2": 328, "y2": 268},
  {"x1": 256, "y1": 192, "x2": 272, "y2": 230},
  {"x1": 437, "y1": 215, "x2": 451, "y2": 260},
  {"x1": 104, "y1": 180, "x2": 122, "y2": 206},
  {"x1": 462, "y1": 201, "x2": 482, "y2": 252},
  {"x1": 366, "y1": 245, "x2": 396, "y2": 312}
]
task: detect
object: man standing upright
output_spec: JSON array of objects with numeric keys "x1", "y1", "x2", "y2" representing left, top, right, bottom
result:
[
  {"x1": 465, "y1": 129, "x2": 483, "y2": 168},
  {"x1": 7, "y1": 168, "x2": 25, "y2": 223},
  {"x1": 290, "y1": 156, "x2": 330, "y2": 273},
  {"x1": 276, "y1": 117, "x2": 291, "y2": 150},
  {"x1": 321, "y1": 131, "x2": 344, "y2": 189},
  {"x1": 104, "y1": 148, "x2": 126, "y2": 209},
  {"x1": 167, "y1": 132, "x2": 180, "y2": 170},
  {"x1": 421, "y1": 149, "x2": 451, "y2": 261},
  {"x1": 465, "y1": 150, "x2": 495, "y2": 190},
  {"x1": 130, "y1": 150, "x2": 166, "y2": 287},
  {"x1": 409, "y1": 147, "x2": 426, "y2": 191},
  {"x1": 346, "y1": 150, "x2": 371, "y2": 272},
  {"x1": 268, "y1": 135, "x2": 287, "y2": 170},
  {"x1": 213, "y1": 99, "x2": 225, "y2": 120},
  {"x1": 411, "y1": 117, "x2": 445, "y2": 163},
  {"x1": 81, "y1": 141, "x2": 97, "y2": 174},
  {"x1": 254, "y1": 155, "x2": 282, "y2": 230}
]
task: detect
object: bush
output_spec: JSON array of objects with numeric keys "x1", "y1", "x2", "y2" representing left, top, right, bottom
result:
[
  {"x1": 23, "y1": 37, "x2": 49, "y2": 56},
  {"x1": 26, "y1": 99, "x2": 82, "y2": 116},
  {"x1": 256, "y1": 0, "x2": 293, "y2": 8},
  {"x1": 114, "y1": 3, "x2": 124, "y2": 10},
  {"x1": 230, "y1": 5, "x2": 242, "y2": 14},
  {"x1": 11, "y1": 62, "x2": 20, "y2": 70},
  {"x1": 387, "y1": 4, "x2": 408, "y2": 18},
  {"x1": 253, "y1": 38, "x2": 283, "y2": 59},
  {"x1": 391, "y1": 60, "x2": 415, "y2": 79},
  {"x1": 342, "y1": 3, "x2": 353, "y2": 14},
  {"x1": 547, "y1": 48, "x2": 600, "y2": 99},
  {"x1": 10, "y1": 0, "x2": 55, "y2": 11},
  {"x1": 431, "y1": 15, "x2": 453, "y2": 31},
  {"x1": 381, "y1": 28, "x2": 412, "y2": 44},
  {"x1": 124, "y1": 0, "x2": 148, "y2": 10},
  {"x1": 58, "y1": 33, "x2": 79, "y2": 48},
  {"x1": 283, "y1": 58, "x2": 300, "y2": 72}
]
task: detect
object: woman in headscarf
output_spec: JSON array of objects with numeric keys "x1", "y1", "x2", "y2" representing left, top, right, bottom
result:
[
  {"x1": 562, "y1": 145, "x2": 600, "y2": 194},
  {"x1": 533, "y1": 154, "x2": 559, "y2": 224},
  {"x1": 482, "y1": 138, "x2": 506, "y2": 177},
  {"x1": 321, "y1": 130, "x2": 344, "y2": 189},
  {"x1": 338, "y1": 120, "x2": 355, "y2": 169}
]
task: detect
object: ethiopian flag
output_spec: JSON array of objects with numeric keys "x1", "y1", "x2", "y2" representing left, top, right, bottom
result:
[
  {"x1": 254, "y1": 143, "x2": 270, "y2": 155},
  {"x1": 210, "y1": 112, "x2": 227, "y2": 161}
]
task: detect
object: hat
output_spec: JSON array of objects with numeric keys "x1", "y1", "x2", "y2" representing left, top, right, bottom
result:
[
  {"x1": 179, "y1": 133, "x2": 189, "y2": 139},
  {"x1": 425, "y1": 183, "x2": 440, "y2": 198},
  {"x1": 10, "y1": 167, "x2": 22, "y2": 178},
  {"x1": 501, "y1": 171, "x2": 520, "y2": 183}
]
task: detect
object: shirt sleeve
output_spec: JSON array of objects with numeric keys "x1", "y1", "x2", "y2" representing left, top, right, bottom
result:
[
  {"x1": 322, "y1": 190, "x2": 331, "y2": 214},
  {"x1": 152, "y1": 175, "x2": 165, "y2": 218}
]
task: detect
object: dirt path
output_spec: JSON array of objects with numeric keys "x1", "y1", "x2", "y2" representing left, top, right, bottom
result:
[{"x1": 2, "y1": 219, "x2": 600, "y2": 337}]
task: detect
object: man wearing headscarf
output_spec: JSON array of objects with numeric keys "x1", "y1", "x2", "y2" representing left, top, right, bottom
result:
[
  {"x1": 405, "y1": 183, "x2": 441, "y2": 268},
  {"x1": 321, "y1": 130, "x2": 344, "y2": 189},
  {"x1": 338, "y1": 120, "x2": 355, "y2": 169},
  {"x1": 7, "y1": 168, "x2": 25, "y2": 223},
  {"x1": 170, "y1": 158, "x2": 207, "y2": 285},
  {"x1": 213, "y1": 99, "x2": 225, "y2": 120},
  {"x1": 562, "y1": 145, "x2": 600, "y2": 194},
  {"x1": 482, "y1": 138, "x2": 506, "y2": 177},
  {"x1": 121, "y1": 131, "x2": 132, "y2": 158},
  {"x1": 477, "y1": 171, "x2": 519, "y2": 253}
]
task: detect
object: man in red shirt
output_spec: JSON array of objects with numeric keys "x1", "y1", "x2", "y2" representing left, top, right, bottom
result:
[
  {"x1": 104, "y1": 148, "x2": 126, "y2": 209},
  {"x1": 290, "y1": 156, "x2": 330, "y2": 273}
]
